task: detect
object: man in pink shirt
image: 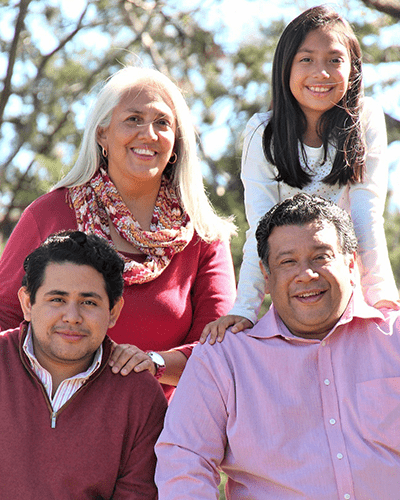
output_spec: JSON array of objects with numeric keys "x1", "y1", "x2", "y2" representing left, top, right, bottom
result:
[
  {"x1": 0, "y1": 230, "x2": 167, "y2": 499},
  {"x1": 156, "y1": 193, "x2": 400, "y2": 499}
]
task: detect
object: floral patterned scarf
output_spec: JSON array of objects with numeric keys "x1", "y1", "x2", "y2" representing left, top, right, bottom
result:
[{"x1": 68, "y1": 168, "x2": 194, "y2": 284}]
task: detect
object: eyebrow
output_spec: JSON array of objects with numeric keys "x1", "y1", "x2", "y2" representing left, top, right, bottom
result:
[
  {"x1": 296, "y1": 48, "x2": 347, "y2": 55},
  {"x1": 44, "y1": 290, "x2": 104, "y2": 301},
  {"x1": 274, "y1": 244, "x2": 334, "y2": 259},
  {"x1": 126, "y1": 107, "x2": 174, "y2": 117}
]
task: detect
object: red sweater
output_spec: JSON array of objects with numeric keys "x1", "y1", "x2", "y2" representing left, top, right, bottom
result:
[
  {"x1": 0, "y1": 323, "x2": 167, "y2": 499},
  {"x1": 0, "y1": 189, "x2": 236, "y2": 398}
]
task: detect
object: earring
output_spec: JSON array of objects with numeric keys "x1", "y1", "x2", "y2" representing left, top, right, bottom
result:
[
  {"x1": 169, "y1": 152, "x2": 177, "y2": 164},
  {"x1": 102, "y1": 147, "x2": 108, "y2": 158}
]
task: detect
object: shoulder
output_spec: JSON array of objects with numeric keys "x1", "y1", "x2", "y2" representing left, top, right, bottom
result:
[
  {"x1": 97, "y1": 366, "x2": 168, "y2": 421},
  {"x1": 361, "y1": 96, "x2": 385, "y2": 126},
  {"x1": 102, "y1": 356, "x2": 166, "y2": 399},
  {"x1": 13, "y1": 188, "x2": 76, "y2": 239},
  {"x1": 0, "y1": 327, "x2": 20, "y2": 354},
  {"x1": 25, "y1": 188, "x2": 70, "y2": 214},
  {"x1": 21, "y1": 188, "x2": 74, "y2": 226},
  {"x1": 244, "y1": 112, "x2": 272, "y2": 138},
  {"x1": 185, "y1": 232, "x2": 231, "y2": 260},
  {"x1": 191, "y1": 328, "x2": 254, "y2": 366}
]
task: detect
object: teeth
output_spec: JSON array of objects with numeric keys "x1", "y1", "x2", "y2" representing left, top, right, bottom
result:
[
  {"x1": 133, "y1": 148, "x2": 155, "y2": 156},
  {"x1": 298, "y1": 291, "x2": 321, "y2": 298},
  {"x1": 308, "y1": 86, "x2": 332, "y2": 93}
]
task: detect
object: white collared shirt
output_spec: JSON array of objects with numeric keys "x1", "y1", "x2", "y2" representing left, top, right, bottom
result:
[{"x1": 23, "y1": 325, "x2": 103, "y2": 412}]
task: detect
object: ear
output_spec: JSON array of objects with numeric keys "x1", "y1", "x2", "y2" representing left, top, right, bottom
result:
[
  {"x1": 259, "y1": 261, "x2": 270, "y2": 295},
  {"x1": 96, "y1": 126, "x2": 108, "y2": 150},
  {"x1": 348, "y1": 251, "x2": 356, "y2": 285},
  {"x1": 18, "y1": 287, "x2": 33, "y2": 322},
  {"x1": 108, "y1": 297, "x2": 124, "y2": 329}
]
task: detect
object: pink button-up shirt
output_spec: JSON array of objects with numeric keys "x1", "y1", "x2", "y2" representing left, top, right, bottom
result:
[{"x1": 156, "y1": 293, "x2": 400, "y2": 499}]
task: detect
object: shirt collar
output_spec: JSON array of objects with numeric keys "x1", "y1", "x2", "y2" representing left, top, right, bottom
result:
[
  {"x1": 22, "y1": 324, "x2": 103, "y2": 381},
  {"x1": 247, "y1": 290, "x2": 384, "y2": 342}
]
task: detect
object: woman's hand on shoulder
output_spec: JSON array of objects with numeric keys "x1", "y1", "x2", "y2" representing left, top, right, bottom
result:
[
  {"x1": 199, "y1": 315, "x2": 253, "y2": 345},
  {"x1": 109, "y1": 344, "x2": 156, "y2": 376},
  {"x1": 373, "y1": 299, "x2": 400, "y2": 311}
]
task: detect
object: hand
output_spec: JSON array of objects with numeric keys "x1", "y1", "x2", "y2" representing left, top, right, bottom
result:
[
  {"x1": 109, "y1": 344, "x2": 156, "y2": 376},
  {"x1": 199, "y1": 315, "x2": 253, "y2": 345},
  {"x1": 373, "y1": 299, "x2": 400, "y2": 311}
]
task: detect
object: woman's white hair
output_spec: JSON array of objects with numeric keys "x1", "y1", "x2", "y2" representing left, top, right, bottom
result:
[{"x1": 53, "y1": 66, "x2": 236, "y2": 242}]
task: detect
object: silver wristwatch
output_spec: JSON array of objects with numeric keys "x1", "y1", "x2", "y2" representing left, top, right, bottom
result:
[{"x1": 147, "y1": 351, "x2": 166, "y2": 380}]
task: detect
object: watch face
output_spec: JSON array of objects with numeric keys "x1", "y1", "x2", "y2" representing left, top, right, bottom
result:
[{"x1": 149, "y1": 351, "x2": 165, "y2": 367}]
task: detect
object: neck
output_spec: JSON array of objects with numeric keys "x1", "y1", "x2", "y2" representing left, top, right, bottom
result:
[
  {"x1": 303, "y1": 114, "x2": 323, "y2": 148},
  {"x1": 111, "y1": 175, "x2": 162, "y2": 231}
]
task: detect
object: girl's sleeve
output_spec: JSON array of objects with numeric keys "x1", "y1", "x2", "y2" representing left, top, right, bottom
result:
[
  {"x1": 229, "y1": 113, "x2": 280, "y2": 324},
  {"x1": 349, "y1": 97, "x2": 398, "y2": 305}
]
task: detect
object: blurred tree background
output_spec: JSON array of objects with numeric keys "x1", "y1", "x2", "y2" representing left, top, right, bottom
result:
[{"x1": 0, "y1": 0, "x2": 399, "y2": 288}]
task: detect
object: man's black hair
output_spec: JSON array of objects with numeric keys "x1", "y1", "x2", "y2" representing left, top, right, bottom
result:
[
  {"x1": 22, "y1": 231, "x2": 124, "y2": 308},
  {"x1": 256, "y1": 193, "x2": 358, "y2": 272}
]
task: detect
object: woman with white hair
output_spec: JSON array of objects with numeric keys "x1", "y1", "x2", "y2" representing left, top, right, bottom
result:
[{"x1": 0, "y1": 66, "x2": 236, "y2": 399}]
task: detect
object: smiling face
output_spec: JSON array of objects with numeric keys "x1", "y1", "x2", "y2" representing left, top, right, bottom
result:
[
  {"x1": 261, "y1": 221, "x2": 355, "y2": 340},
  {"x1": 97, "y1": 81, "x2": 177, "y2": 191},
  {"x1": 18, "y1": 262, "x2": 123, "y2": 377},
  {"x1": 289, "y1": 27, "x2": 351, "y2": 125}
]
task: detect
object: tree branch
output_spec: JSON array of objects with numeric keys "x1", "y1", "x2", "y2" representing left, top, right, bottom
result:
[
  {"x1": 0, "y1": 0, "x2": 33, "y2": 127},
  {"x1": 360, "y1": 0, "x2": 400, "y2": 19}
]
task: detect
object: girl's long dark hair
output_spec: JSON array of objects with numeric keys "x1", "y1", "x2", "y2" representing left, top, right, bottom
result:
[{"x1": 263, "y1": 5, "x2": 365, "y2": 188}]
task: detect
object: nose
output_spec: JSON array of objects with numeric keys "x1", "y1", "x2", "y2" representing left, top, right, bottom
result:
[
  {"x1": 295, "y1": 261, "x2": 320, "y2": 282},
  {"x1": 313, "y1": 62, "x2": 330, "y2": 79},
  {"x1": 62, "y1": 303, "x2": 83, "y2": 324},
  {"x1": 137, "y1": 120, "x2": 158, "y2": 141}
]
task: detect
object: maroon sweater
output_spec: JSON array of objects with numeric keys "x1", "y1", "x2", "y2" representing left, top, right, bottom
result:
[
  {"x1": 0, "y1": 323, "x2": 167, "y2": 499},
  {"x1": 0, "y1": 189, "x2": 236, "y2": 398}
]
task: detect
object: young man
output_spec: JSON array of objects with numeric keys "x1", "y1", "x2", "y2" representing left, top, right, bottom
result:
[
  {"x1": 156, "y1": 193, "x2": 400, "y2": 499},
  {"x1": 0, "y1": 230, "x2": 167, "y2": 499}
]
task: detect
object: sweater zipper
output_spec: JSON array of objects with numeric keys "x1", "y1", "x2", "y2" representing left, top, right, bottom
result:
[
  {"x1": 47, "y1": 360, "x2": 110, "y2": 428},
  {"x1": 51, "y1": 412, "x2": 57, "y2": 429},
  {"x1": 20, "y1": 331, "x2": 111, "y2": 428}
]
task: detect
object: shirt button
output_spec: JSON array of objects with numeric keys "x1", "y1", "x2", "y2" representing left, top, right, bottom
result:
[
  {"x1": 321, "y1": 341, "x2": 326, "y2": 346},
  {"x1": 344, "y1": 495, "x2": 351, "y2": 499},
  {"x1": 337, "y1": 453, "x2": 343, "y2": 460},
  {"x1": 324, "y1": 379, "x2": 330, "y2": 385},
  {"x1": 329, "y1": 418, "x2": 336, "y2": 425}
]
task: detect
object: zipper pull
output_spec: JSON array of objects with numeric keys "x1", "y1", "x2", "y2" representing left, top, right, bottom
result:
[{"x1": 51, "y1": 412, "x2": 57, "y2": 429}]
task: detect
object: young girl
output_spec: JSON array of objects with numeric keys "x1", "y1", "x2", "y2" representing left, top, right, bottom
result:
[{"x1": 201, "y1": 4, "x2": 399, "y2": 342}]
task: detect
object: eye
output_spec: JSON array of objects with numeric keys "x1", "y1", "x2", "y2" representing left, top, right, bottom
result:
[
  {"x1": 299, "y1": 57, "x2": 312, "y2": 63},
  {"x1": 281, "y1": 259, "x2": 296, "y2": 266},
  {"x1": 50, "y1": 297, "x2": 64, "y2": 303},
  {"x1": 82, "y1": 300, "x2": 97, "y2": 306},
  {"x1": 314, "y1": 253, "x2": 331, "y2": 263},
  {"x1": 156, "y1": 117, "x2": 173, "y2": 128},
  {"x1": 331, "y1": 57, "x2": 344, "y2": 64},
  {"x1": 126, "y1": 115, "x2": 140, "y2": 124}
]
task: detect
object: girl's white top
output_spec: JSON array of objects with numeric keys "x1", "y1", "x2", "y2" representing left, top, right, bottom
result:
[{"x1": 231, "y1": 97, "x2": 398, "y2": 324}]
